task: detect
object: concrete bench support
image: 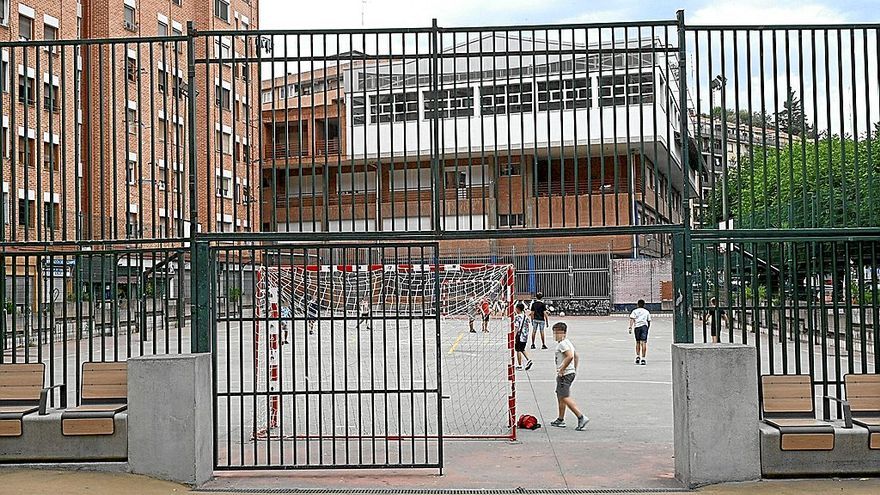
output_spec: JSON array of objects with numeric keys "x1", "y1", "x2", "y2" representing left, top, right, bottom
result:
[
  {"x1": 0, "y1": 412, "x2": 127, "y2": 461},
  {"x1": 760, "y1": 423, "x2": 880, "y2": 476},
  {"x1": 128, "y1": 354, "x2": 213, "y2": 486},
  {"x1": 672, "y1": 343, "x2": 761, "y2": 488}
]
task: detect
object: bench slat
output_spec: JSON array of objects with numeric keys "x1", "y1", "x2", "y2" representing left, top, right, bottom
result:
[
  {"x1": 82, "y1": 385, "x2": 127, "y2": 401},
  {"x1": 781, "y1": 433, "x2": 834, "y2": 451},
  {"x1": 0, "y1": 385, "x2": 44, "y2": 402},
  {"x1": 0, "y1": 419, "x2": 22, "y2": 437},
  {"x1": 62, "y1": 418, "x2": 115, "y2": 436},
  {"x1": 763, "y1": 397, "x2": 814, "y2": 414}
]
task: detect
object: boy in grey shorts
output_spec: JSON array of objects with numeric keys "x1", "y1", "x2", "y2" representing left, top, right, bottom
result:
[{"x1": 550, "y1": 322, "x2": 589, "y2": 431}]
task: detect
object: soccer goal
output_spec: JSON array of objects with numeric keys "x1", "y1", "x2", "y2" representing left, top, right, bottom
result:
[{"x1": 252, "y1": 263, "x2": 516, "y2": 441}]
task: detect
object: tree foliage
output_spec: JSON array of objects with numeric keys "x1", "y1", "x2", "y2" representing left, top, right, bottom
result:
[
  {"x1": 773, "y1": 87, "x2": 816, "y2": 138},
  {"x1": 704, "y1": 132, "x2": 880, "y2": 229}
]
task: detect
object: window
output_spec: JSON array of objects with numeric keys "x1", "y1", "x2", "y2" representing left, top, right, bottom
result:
[
  {"x1": 216, "y1": 175, "x2": 232, "y2": 198},
  {"x1": 0, "y1": 0, "x2": 8, "y2": 27},
  {"x1": 19, "y1": 14, "x2": 33, "y2": 40},
  {"x1": 498, "y1": 159, "x2": 522, "y2": 176},
  {"x1": 43, "y1": 24, "x2": 58, "y2": 44},
  {"x1": 424, "y1": 88, "x2": 474, "y2": 118},
  {"x1": 157, "y1": 21, "x2": 168, "y2": 36},
  {"x1": 126, "y1": 56, "x2": 138, "y2": 82},
  {"x1": 1, "y1": 191, "x2": 7, "y2": 224},
  {"x1": 123, "y1": 5, "x2": 137, "y2": 31},
  {"x1": 497, "y1": 214, "x2": 525, "y2": 227},
  {"x1": 126, "y1": 213, "x2": 138, "y2": 238},
  {"x1": 126, "y1": 160, "x2": 137, "y2": 185},
  {"x1": 157, "y1": 68, "x2": 166, "y2": 92},
  {"x1": 215, "y1": 130, "x2": 232, "y2": 154},
  {"x1": 42, "y1": 143, "x2": 59, "y2": 170},
  {"x1": 598, "y1": 72, "x2": 654, "y2": 107},
  {"x1": 43, "y1": 202, "x2": 59, "y2": 230},
  {"x1": 17, "y1": 137, "x2": 35, "y2": 167},
  {"x1": 173, "y1": 169, "x2": 183, "y2": 192},
  {"x1": 127, "y1": 108, "x2": 137, "y2": 134},
  {"x1": 172, "y1": 0, "x2": 182, "y2": 5},
  {"x1": 157, "y1": 117, "x2": 166, "y2": 140},
  {"x1": 261, "y1": 89, "x2": 272, "y2": 104},
  {"x1": 18, "y1": 198, "x2": 34, "y2": 227},
  {"x1": 172, "y1": 75, "x2": 184, "y2": 98},
  {"x1": 537, "y1": 78, "x2": 590, "y2": 111},
  {"x1": 0, "y1": 59, "x2": 7, "y2": 92},
  {"x1": 18, "y1": 74, "x2": 35, "y2": 105},
  {"x1": 172, "y1": 27, "x2": 182, "y2": 53},
  {"x1": 480, "y1": 83, "x2": 533, "y2": 115},
  {"x1": 43, "y1": 82, "x2": 59, "y2": 112},
  {"x1": 215, "y1": 84, "x2": 231, "y2": 110},
  {"x1": 370, "y1": 92, "x2": 418, "y2": 123},
  {"x1": 0, "y1": 126, "x2": 6, "y2": 157},
  {"x1": 215, "y1": 38, "x2": 231, "y2": 60},
  {"x1": 157, "y1": 218, "x2": 167, "y2": 237},
  {"x1": 215, "y1": 0, "x2": 230, "y2": 22}
]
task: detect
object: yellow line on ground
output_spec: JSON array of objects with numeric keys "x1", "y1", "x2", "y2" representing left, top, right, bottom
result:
[{"x1": 448, "y1": 333, "x2": 465, "y2": 355}]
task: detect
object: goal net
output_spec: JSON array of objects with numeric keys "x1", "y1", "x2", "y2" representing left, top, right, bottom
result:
[{"x1": 252, "y1": 263, "x2": 516, "y2": 440}]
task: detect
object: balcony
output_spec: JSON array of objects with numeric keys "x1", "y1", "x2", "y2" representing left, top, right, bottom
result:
[
  {"x1": 535, "y1": 178, "x2": 644, "y2": 196},
  {"x1": 264, "y1": 137, "x2": 341, "y2": 160}
]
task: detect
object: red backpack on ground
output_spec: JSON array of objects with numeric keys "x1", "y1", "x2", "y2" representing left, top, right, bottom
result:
[{"x1": 517, "y1": 414, "x2": 541, "y2": 430}]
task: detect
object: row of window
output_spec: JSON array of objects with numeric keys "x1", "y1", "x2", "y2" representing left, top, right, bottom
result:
[{"x1": 351, "y1": 73, "x2": 655, "y2": 124}]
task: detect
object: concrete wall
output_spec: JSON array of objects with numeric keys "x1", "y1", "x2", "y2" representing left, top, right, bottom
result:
[
  {"x1": 128, "y1": 353, "x2": 213, "y2": 486},
  {"x1": 672, "y1": 343, "x2": 761, "y2": 488}
]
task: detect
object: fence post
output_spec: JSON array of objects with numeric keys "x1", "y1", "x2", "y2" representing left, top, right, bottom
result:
[
  {"x1": 673, "y1": 231, "x2": 693, "y2": 343},
  {"x1": 191, "y1": 241, "x2": 212, "y2": 353}
]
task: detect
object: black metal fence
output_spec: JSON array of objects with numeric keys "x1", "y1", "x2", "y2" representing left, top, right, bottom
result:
[{"x1": 1, "y1": 9, "x2": 879, "y2": 471}]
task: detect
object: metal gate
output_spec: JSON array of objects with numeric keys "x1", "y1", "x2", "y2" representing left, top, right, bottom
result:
[{"x1": 209, "y1": 242, "x2": 443, "y2": 470}]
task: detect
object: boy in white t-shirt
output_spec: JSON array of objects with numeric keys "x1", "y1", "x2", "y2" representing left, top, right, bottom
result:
[
  {"x1": 628, "y1": 299, "x2": 652, "y2": 365},
  {"x1": 550, "y1": 322, "x2": 589, "y2": 431}
]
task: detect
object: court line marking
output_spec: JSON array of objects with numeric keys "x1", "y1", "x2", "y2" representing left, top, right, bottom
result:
[{"x1": 448, "y1": 333, "x2": 465, "y2": 354}]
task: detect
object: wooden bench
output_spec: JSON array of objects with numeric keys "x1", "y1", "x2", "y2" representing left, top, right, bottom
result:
[
  {"x1": 61, "y1": 362, "x2": 127, "y2": 436},
  {"x1": 0, "y1": 363, "x2": 65, "y2": 437},
  {"x1": 845, "y1": 373, "x2": 880, "y2": 450},
  {"x1": 761, "y1": 374, "x2": 835, "y2": 451}
]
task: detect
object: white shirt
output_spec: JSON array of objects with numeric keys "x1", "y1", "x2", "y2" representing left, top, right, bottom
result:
[
  {"x1": 555, "y1": 338, "x2": 576, "y2": 375},
  {"x1": 630, "y1": 307, "x2": 651, "y2": 328},
  {"x1": 514, "y1": 313, "x2": 530, "y2": 342}
]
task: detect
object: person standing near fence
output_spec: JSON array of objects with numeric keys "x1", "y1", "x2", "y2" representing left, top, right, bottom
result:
[
  {"x1": 705, "y1": 297, "x2": 727, "y2": 344},
  {"x1": 550, "y1": 322, "x2": 589, "y2": 430},
  {"x1": 628, "y1": 299, "x2": 651, "y2": 365},
  {"x1": 529, "y1": 292, "x2": 549, "y2": 349}
]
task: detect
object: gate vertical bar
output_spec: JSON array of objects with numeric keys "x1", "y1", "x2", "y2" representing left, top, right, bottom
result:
[{"x1": 676, "y1": 10, "x2": 693, "y2": 343}]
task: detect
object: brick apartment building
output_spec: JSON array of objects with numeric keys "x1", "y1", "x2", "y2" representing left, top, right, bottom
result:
[
  {"x1": 0, "y1": 0, "x2": 258, "y2": 306},
  {"x1": 259, "y1": 35, "x2": 695, "y2": 259}
]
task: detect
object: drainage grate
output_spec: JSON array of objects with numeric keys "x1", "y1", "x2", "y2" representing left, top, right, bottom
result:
[{"x1": 193, "y1": 488, "x2": 690, "y2": 494}]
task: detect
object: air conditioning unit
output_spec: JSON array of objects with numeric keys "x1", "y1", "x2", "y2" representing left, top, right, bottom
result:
[
  {"x1": 124, "y1": 20, "x2": 137, "y2": 32},
  {"x1": 157, "y1": 180, "x2": 166, "y2": 191}
]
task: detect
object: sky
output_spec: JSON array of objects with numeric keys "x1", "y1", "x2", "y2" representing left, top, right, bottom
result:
[{"x1": 258, "y1": 0, "x2": 878, "y2": 30}]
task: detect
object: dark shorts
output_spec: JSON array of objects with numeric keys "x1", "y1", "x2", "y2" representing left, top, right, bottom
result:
[
  {"x1": 711, "y1": 323, "x2": 721, "y2": 337},
  {"x1": 556, "y1": 373, "x2": 575, "y2": 398},
  {"x1": 483, "y1": 314, "x2": 490, "y2": 322},
  {"x1": 634, "y1": 325, "x2": 649, "y2": 342},
  {"x1": 515, "y1": 339, "x2": 527, "y2": 352}
]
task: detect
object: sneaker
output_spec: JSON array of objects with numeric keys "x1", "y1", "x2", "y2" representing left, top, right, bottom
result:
[
  {"x1": 575, "y1": 416, "x2": 590, "y2": 431},
  {"x1": 640, "y1": 359, "x2": 647, "y2": 366},
  {"x1": 515, "y1": 365, "x2": 523, "y2": 371},
  {"x1": 635, "y1": 357, "x2": 641, "y2": 364},
  {"x1": 550, "y1": 418, "x2": 566, "y2": 428},
  {"x1": 470, "y1": 329, "x2": 477, "y2": 333},
  {"x1": 309, "y1": 330, "x2": 314, "y2": 335},
  {"x1": 525, "y1": 360, "x2": 533, "y2": 370},
  {"x1": 541, "y1": 344, "x2": 548, "y2": 350},
  {"x1": 530, "y1": 344, "x2": 536, "y2": 349}
]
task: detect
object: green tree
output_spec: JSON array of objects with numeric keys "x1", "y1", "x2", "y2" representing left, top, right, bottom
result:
[
  {"x1": 721, "y1": 134, "x2": 880, "y2": 229},
  {"x1": 711, "y1": 106, "x2": 768, "y2": 128},
  {"x1": 773, "y1": 87, "x2": 815, "y2": 138}
]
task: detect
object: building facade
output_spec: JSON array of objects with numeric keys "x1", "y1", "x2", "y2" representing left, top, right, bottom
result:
[
  {"x1": 0, "y1": 0, "x2": 259, "y2": 306},
  {"x1": 260, "y1": 35, "x2": 694, "y2": 258}
]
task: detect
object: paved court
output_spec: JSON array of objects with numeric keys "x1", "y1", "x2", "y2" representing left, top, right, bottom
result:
[{"x1": 206, "y1": 315, "x2": 680, "y2": 490}]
